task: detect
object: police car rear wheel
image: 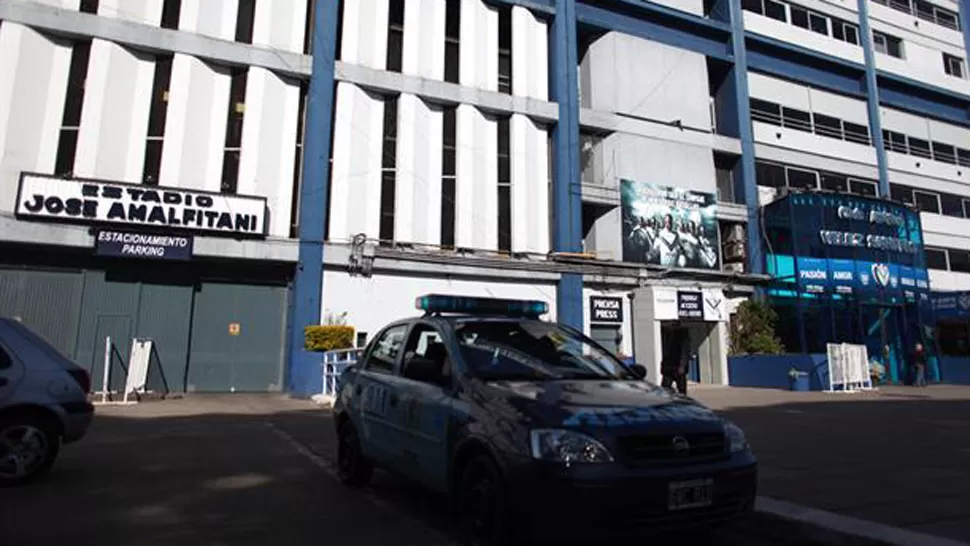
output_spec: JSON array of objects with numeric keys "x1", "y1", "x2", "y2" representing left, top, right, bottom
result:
[
  {"x1": 458, "y1": 455, "x2": 510, "y2": 545},
  {"x1": 337, "y1": 422, "x2": 372, "y2": 487}
]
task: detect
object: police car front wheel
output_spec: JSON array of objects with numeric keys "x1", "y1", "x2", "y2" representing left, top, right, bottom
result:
[
  {"x1": 337, "y1": 421, "x2": 373, "y2": 487},
  {"x1": 457, "y1": 454, "x2": 515, "y2": 545}
]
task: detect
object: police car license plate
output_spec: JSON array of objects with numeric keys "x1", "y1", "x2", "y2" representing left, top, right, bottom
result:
[{"x1": 667, "y1": 478, "x2": 713, "y2": 510}]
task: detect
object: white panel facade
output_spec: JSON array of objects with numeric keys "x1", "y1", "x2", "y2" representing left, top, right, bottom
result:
[
  {"x1": 881, "y1": 106, "x2": 932, "y2": 138},
  {"x1": 605, "y1": 134, "x2": 717, "y2": 194},
  {"x1": 742, "y1": 14, "x2": 865, "y2": 66},
  {"x1": 511, "y1": 6, "x2": 548, "y2": 101},
  {"x1": 322, "y1": 270, "x2": 559, "y2": 341},
  {"x1": 809, "y1": 88, "x2": 869, "y2": 125},
  {"x1": 752, "y1": 121, "x2": 878, "y2": 165},
  {"x1": 747, "y1": 72, "x2": 812, "y2": 110},
  {"x1": 395, "y1": 94, "x2": 443, "y2": 245},
  {"x1": 237, "y1": 68, "x2": 300, "y2": 238},
  {"x1": 159, "y1": 56, "x2": 231, "y2": 192},
  {"x1": 0, "y1": 24, "x2": 72, "y2": 213},
  {"x1": 928, "y1": 119, "x2": 970, "y2": 146},
  {"x1": 340, "y1": 0, "x2": 390, "y2": 70},
  {"x1": 402, "y1": 0, "x2": 446, "y2": 80},
  {"x1": 95, "y1": 0, "x2": 164, "y2": 25},
  {"x1": 582, "y1": 33, "x2": 711, "y2": 131},
  {"x1": 929, "y1": 269, "x2": 970, "y2": 292},
  {"x1": 73, "y1": 42, "x2": 154, "y2": 182},
  {"x1": 509, "y1": 114, "x2": 550, "y2": 254},
  {"x1": 329, "y1": 82, "x2": 385, "y2": 243},
  {"x1": 455, "y1": 104, "x2": 498, "y2": 250},
  {"x1": 459, "y1": 0, "x2": 499, "y2": 91},
  {"x1": 252, "y1": 0, "x2": 308, "y2": 53},
  {"x1": 179, "y1": 0, "x2": 238, "y2": 40},
  {"x1": 648, "y1": 0, "x2": 705, "y2": 16},
  {"x1": 872, "y1": 31, "x2": 970, "y2": 96},
  {"x1": 867, "y1": 2, "x2": 965, "y2": 50}
]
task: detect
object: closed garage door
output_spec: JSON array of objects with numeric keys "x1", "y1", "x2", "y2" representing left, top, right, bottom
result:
[
  {"x1": 187, "y1": 281, "x2": 287, "y2": 392},
  {"x1": 0, "y1": 268, "x2": 83, "y2": 357}
]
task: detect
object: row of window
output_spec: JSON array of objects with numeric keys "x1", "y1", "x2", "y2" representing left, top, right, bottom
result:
[
  {"x1": 925, "y1": 246, "x2": 970, "y2": 273},
  {"x1": 56, "y1": 0, "x2": 276, "y2": 199},
  {"x1": 882, "y1": 128, "x2": 970, "y2": 167},
  {"x1": 756, "y1": 160, "x2": 880, "y2": 196},
  {"x1": 750, "y1": 98, "x2": 872, "y2": 145},
  {"x1": 377, "y1": 98, "x2": 515, "y2": 251},
  {"x1": 891, "y1": 183, "x2": 970, "y2": 218},
  {"x1": 871, "y1": 0, "x2": 961, "y2": 31},
  {"x1": 742, "y1": 0, "x2": 966, "y2": 77}
]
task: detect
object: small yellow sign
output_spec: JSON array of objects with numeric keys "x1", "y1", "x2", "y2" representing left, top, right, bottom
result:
[{"x1": 229, "y1": 323, "x2": 241, "y2": 336}]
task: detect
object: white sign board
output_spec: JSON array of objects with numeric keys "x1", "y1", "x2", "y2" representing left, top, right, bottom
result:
[
  {"x1": 124, "y1": 339, "x2": 153, "y2": 403},
  {"x1": 652, "y1": 287, "x2": 726, "y2": 322},
  {"x1": 15, "y1": 173, "x2": 267, "y2": 236}
]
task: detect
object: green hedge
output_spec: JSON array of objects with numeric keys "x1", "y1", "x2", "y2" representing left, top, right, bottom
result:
[{"x1": 305, "y1": 325, "x2": 355, "y2": 352}]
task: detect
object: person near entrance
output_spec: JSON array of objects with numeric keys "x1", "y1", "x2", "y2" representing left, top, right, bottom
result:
[
  {"x1": 661, "y1": 324, "x2": 689, "y2": 395},
  {"x1": 912, "y1": 342, "x2": 927, "y2": 387}
]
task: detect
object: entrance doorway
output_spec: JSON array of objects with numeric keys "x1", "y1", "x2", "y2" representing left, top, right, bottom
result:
[
  {"x1": 590, "y1": 324, "x2": 622, "y2": 355},
  {"x1": 861, "y1": 304, "x2": 909, "y2": 384},
  {"x1": 660, "y1": 321, "x2": 720, "y2": 384}
]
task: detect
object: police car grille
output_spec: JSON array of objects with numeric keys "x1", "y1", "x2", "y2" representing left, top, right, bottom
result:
[{"x1": 617, "y1": 432, "x2": 726, "y2": 462}]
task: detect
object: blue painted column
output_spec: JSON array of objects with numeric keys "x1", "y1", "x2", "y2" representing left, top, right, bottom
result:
[
  {"x1": 727, "y1": 0, "x2": 763, "y2": 276},
  {"x1": 856, "y1": 0, "x2": 891, "y2": 197},
  {"x1": 550, "y1": 0, "x2": 583, "y2": 329},
  {"x1": 287, "y1": 0, "x2": 341, "y2": 397},
  {"x1": 962, "y1": 0, "x2": 970, "y2": 60}
]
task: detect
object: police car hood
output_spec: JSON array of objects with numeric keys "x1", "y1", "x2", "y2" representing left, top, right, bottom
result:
[{"x1": 484, "y1": 379, "x2": 724, "y2": 430}]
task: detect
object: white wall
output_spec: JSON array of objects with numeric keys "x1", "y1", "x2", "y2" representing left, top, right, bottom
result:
[
  {"x1": 95, "y1": 0, "x2": 164, "y2": 25},
  {"x1": 329, "y1": 82, "x2": 385, "y2": 243},
  {"x1": 882, "y1": 106, "x2": 970, "y2": 193},
  {"x1": 511, "y1": 6, "x2": 548, "y2": 101},
  {"x1": 649, "y1": 0, "x2": 705, "y2": 16},
  {"x1": 322, "y1": 271, "x2": 559, "y2": 342},
  {"x1": 402, "y1": 0, "x2": 446, "y2": 80},
  {"x1": 581, "y1": 32, "x2": 712, "y2": 132},
  {"x1": 0, "y1": 23, "x2": 73, "y2": 213},
  {"x1": 869, "y1": 13, "x2": 970, "y2": 96},
  {"x1": 459, "y1": 0, "x2": 499, "y2": 91},
  {"x1": 928, "y1": 269, "x2": 970, "y2": 292},
  {"x1": 251, "y1": 0, "x2": 308, "y2": 54},
  {"x1": 341, "y1": 0, "x2": 390, "y2": 70},
  {"x1": 867, "y1": 1, "x2": 965, "y2": 50},
  {"x1": 455, "y1": 105, "x2": 498, "y2": 250},
  {"x1": 922, "y1": 213, "x2": 970, "y2": 250},
  {"x1": 395, "y1": 94, "x2": 444, "y2": 246},
  {"x1": 509, "y1": 114, "x2": 550, "y2": 254}
]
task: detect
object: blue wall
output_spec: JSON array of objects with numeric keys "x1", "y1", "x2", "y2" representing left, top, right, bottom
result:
[
  {"x1": 729, "y1": 354, "x2": 830, "y2": 390},
  {"x1": 940, "y1": 356, "x2": 970, "y2": 385}
]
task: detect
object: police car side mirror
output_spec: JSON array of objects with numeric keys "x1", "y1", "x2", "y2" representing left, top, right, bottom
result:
[{"x1": 630, "y1": 364, "x2": 648, "y2": 380}]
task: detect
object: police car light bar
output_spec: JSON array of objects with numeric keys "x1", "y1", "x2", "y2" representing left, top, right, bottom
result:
[{"x1": 415, "y1": 294, "x2": 549, "y2": 318}]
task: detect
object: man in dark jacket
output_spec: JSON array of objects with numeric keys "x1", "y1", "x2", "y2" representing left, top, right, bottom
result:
[
  {"x1": 661, "y1": 325, "x2": 689, "y2": 395},
  {"x1": 912, "y1": 342, "x2": 927, "y2": 387}
]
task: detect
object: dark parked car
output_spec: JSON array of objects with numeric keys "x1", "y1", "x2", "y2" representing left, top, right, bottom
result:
[
  {"x1": 0, "y1": 317, "x2": 94, "y2": 486},
  {"x1": 332, "y1": 295, "x2": 757, "y2": 543}
]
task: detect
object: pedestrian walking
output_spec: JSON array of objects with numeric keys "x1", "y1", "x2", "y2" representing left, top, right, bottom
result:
[
  {"x1": 912, "y1": 342, "x2": 927, "y2": 387},
  {"x1": 661, "y1": 325, "x2": 689, "y2": 396}
]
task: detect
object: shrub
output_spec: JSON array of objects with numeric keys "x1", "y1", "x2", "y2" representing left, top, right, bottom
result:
[
  {"x1": 305, "y1": 325, "x2": 355, "y2": 352},
  {"x1": 729, "y1": 299, "x2": 786, "y2": 355}
]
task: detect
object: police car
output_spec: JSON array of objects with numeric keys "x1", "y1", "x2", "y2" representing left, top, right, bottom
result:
[{"x1": 332, "y1": 295, "x2": 757, "y2": 543}]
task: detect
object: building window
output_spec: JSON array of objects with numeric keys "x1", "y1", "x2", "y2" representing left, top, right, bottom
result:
[
  {"x1": 55, "y1": 39, "x2": 92, "y2": 177},
  {"x1": 890, "y1": 183, "x2": 914, "y2": 204},
  {"x1": 750, "y1": 99, "x2": 781, "y2": 124},
  {"x1": 842, "y1": 121, "x2": 870, "y2": 146},
  {"x1": 821, "y1": 173, "x2": 848, "y2": 192},
  {"x1": 302, "y1": 0, "x2": 314, "y2": 54},
  {"x1": 444, "y1": 0, "x2": 460, "y2": 84},
  {"x1": 963, "y1": 198, "x2": 970, "y2": 218},
  {"x1": 781, "y1": 106, "x2": 812, "y2": 132},
  {"x1": 913, "y1": 190, "x2": 942, "y2": 213},
  {"x1": 387, "y1": 0, "x2": 404, "y2": 73},
  {"x1": 441, "y1": 107, "x2": 457, "y2": 248},
  {"x1": 813, "y1": 113, "x2": 842, "y2": 139},
  {"x1": 832, "y1": 20, "x2": 859, "y2": 45},
  {"x1": 943, "y1": 53, "x2": 965, "y2": 79},
  {"x1": 949, "y1": 249, "x2": 970, "y2": 273},
  {"x1": 160, "y1": 0, "x2": 181, "y2": 29},
  {"x1": 221, "y1": 67, "x2": 248, "y2": 194},
  {"x1": 497, "y1": 117, "x2": 512, "y2": 252},
  {"x1": 932, "y1": 141, "x2": 957, "y2": 164},
  {"x1": 764, "y1": 0, "x2": 787, "y2": 21},
  {"x1": 142, "y1": 55, "x2": 173, "y2": 186},
  {"x1": 958, "y1": 148, "x2": 970, "y2": 167},
  {"x1": 907, "y1": 137, "x2": 932, "y2": 159},
  {"x1": 80, "y1": 0, "x2": 98, "y2": 13},
  {"x1": 940, "y1": 193, "x2": 964, "y2": 217},
  {"x1": 883, "y1": 130, "x2": 908, "y2": 153},
  {"x1": 497, "y1": 7, "x2": 512, "y2": 94},
  {"x1": 848, "y1": 179, "x2": 877, "y2": 197},
  {"x1": 290, "y1": 82, "x2": 308, "y2": 238},
  {"x1": 235, "y1": 0, "x2": 256, "y2": 44},
  {"x1": 380, "y1": 96, "x2": 399, "y2": 244},
  {"x1": 872, "y1": 32, "x2": 903, "y2": 58},
  {"x1": 786, "y1": 167, "x2": 818, "y2": 189},
  {"x1": 925, "y1": 247, "x2": 949, "y2": 270}
]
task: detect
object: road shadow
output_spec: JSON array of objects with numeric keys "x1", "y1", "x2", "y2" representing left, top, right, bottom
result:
[{"x1": 4, "y1": 393, "x2": 959, "y2": 545}]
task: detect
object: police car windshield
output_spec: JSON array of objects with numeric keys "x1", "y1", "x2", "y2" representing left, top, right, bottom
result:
[{"x1": 453, "y1": 320, "x2": 632, "y2": 381}]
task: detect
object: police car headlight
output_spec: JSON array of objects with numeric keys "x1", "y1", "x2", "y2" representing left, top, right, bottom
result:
[
  {"x1": 530, "y1": 429, "x2": 613, "y2": 463},
  {"x1": 724, "y1": 421, "x2": 748, "y2": 453}
]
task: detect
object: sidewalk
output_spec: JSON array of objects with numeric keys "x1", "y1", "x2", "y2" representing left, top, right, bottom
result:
[{"x1": 692, "y1": 385, "x2": 970, "y2": 544}]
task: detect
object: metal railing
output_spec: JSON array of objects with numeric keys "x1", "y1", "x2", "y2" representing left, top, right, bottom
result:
[{"x1": 321, "y1": 348, "x2": 363, "y2": 396}]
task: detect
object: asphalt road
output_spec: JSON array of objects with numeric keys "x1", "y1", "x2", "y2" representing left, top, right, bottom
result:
[{"x1": 0, "y1": 395, "x2": 886, "y2": 546}]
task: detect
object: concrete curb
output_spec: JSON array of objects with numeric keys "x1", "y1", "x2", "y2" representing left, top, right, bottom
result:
[{"x1": 756, "y1": 497, "x2": 970, "y2": 546}]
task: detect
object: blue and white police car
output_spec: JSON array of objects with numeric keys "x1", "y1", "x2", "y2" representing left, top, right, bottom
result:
[{"x1": 332, "y1": 294, "x2": 757, "y2": 543}]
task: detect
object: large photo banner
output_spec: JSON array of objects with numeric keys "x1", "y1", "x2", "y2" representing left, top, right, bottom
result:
[{"x1": 620, "y1": 179, "x2": 721, "y2": 270}]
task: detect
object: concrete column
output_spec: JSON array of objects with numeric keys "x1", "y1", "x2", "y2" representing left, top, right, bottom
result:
[
  {"x1": 631, "y1": 287, "x2": 663, "y2": 383},
  {"x1": 710, "y1": 321, "x2": 731, "y2": 385}
]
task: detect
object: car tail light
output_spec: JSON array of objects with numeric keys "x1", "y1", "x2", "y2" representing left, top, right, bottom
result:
[{"x1": 68, "y1": 368, "x2": 91, "y2": 393}]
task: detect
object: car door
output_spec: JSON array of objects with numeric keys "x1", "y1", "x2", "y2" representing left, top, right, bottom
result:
[
  {"x1": 353, "y1": 322, "x2": 411, "y2": 473},
  {"x1": 396, "y1": 322, "x2": 456, "y2": 492},
  {"x1": 0, "y1": 324, "x2": 26, "y2": 402}
]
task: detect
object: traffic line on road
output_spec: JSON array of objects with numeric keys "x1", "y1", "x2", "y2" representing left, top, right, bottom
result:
[
  {"x1": 757, "y1": 497, "x2": 970, "y2": 546},
  {"x1": 263, "y1": 421, "x2": 459, "y2": 546}
]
